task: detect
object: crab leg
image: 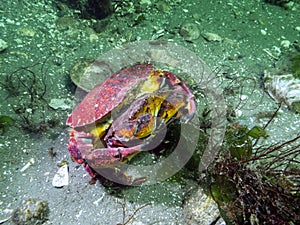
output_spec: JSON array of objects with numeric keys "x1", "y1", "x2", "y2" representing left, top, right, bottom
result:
[{"x1": 84, "y1": 145, "x2": 143, "y2": 167}]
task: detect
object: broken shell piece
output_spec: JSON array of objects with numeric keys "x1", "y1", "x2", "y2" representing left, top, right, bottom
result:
[
  {"x1": 263, "y1": 71, "x2": 300, "y2": 113},
  {"x1": 52, "y1": 164, "x2": 69, "y2": 187},
  {"x1": 202, "y1": 32, "x2": 222, "y2": 42}
]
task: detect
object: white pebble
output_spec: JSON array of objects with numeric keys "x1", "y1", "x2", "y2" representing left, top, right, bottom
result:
[
  {"x1": 280, "y1": 40, "x2": 291, "y2": 48},
  {"x1": 260, "y1": 29, "x2": 267, "y2": 35}
]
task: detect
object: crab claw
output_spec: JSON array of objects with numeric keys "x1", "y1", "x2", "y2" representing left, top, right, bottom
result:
[
  {"x1": 163, "y1": 71, "x2": 196, "y2": 123},
  {"x1": 68, "y1": 137, "x2": 84, "y2": 164},
  {"x1": 68, "y1": 130, "x2": 93, "y2": 164},
  {"x1": 84, "y1": 145, "x2": 147, "y2": 185}
]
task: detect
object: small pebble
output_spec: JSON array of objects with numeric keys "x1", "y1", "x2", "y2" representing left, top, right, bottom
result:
[
  {"x1": 280, "y1": 40, "x2": 291, "y2": 48},
  {"x1": 49, "y1": 98, "x2": 73, "y2": 110},
  {"x1": 89, "y1": 34, "x2": 98, "y2": 42},
  {"x1": 17, "y1": 27, "x2": 36, "y2": 37},
  {"x1": 202, "y1": 32, "x2": 222, "y2": 42},
  {"x1": 0, "y1": 39, "x2": 8, "y2": 52},
  {"x1": 260, "y1": 29, "x2": 267, "y2": 35}
]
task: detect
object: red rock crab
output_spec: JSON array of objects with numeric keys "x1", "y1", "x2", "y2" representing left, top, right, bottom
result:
[{"x1": 66, "y1": 63, "x2": 196, "y2": 185}]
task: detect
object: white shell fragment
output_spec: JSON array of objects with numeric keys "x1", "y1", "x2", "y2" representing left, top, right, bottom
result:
[
  {"x1": 20, "y1": 158, "x2": 35, "y2": 172},
  {"x1": 0, "y1": 216, "x2": 11, "y2": 224},
  {"x1": 52, "y1": 165, "x2": 69, "y2": 187},
  {"x1": 263, "y1": 71, "x2": 300, "y2": 113}
]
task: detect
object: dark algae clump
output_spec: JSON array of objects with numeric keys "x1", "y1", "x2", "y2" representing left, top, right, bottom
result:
[{"x1": 205, "y1": 122, "x2": 300, "y2": 224}]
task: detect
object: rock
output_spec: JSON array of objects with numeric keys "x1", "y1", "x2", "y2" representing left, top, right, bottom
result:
[
  {"x1": 202, "y1": 32, "x2": 222, "y2": 42},
  {"x1": 183, "y1": 187, "x2": 225, "y2": 225},
  {"x1": 0, "y1": 39, "x2": 8, "y2": 52},
  {"x1": 12, "y1": 198, "x2": 49, "y2": 225},
  {"x1": 52, "y1": 164, "x2": 69, "y2": 188},
  {"x1": 180, "y1": 22, "x2": 200, "y2": 41},
  {"x1": 70, "y1": 58, "x2": 113, "y2": 92}
]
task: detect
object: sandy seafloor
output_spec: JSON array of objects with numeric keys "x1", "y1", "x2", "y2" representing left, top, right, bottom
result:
[{"x1": 0, "y1": 0, "x2": 300, "y2": 224}]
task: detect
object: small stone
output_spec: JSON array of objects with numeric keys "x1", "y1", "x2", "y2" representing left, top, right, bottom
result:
[
  {"x1": 192, "y1": 13, "x2": 201, "y2": 20},
  {"x1": 183, "y1": 187, "x2": 225, "y2": 224},
  {"x1": 140, "y1": 0, "x2": 151, "y2": 6},
  {"x1": 154, "y1": 1, "x2": 170, "y2": 13},
  {"x1": 17, "y1": 28, "x2": 36, "y2": 37},
  {"x1": 280, "y1": 40, "x2": 291, "y2": 48},
  {"x1": 89, "y1": 33, "x2": 99, "y2": 42},
  {"x1": 52, "y1": 164, "x2": 69, "y2": 187},
  {"x1": 223, "y1": 38, "x2": 236, "y2": 45},
  {"x1": 260, "y1": 29, "x2": 267, "y2": 35},
  {"x1": 180, "y1": 22, "x2": 200, "y2": 41},
  {"x1": 49, "y1": 98, "x2": 73, "y2": 110},
  {"x1": 0, "y1": 39, "x2": 8, "y2": 52},
  {"x1": 202, "y1": 32, "x2": 222, "y2": 42}
]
